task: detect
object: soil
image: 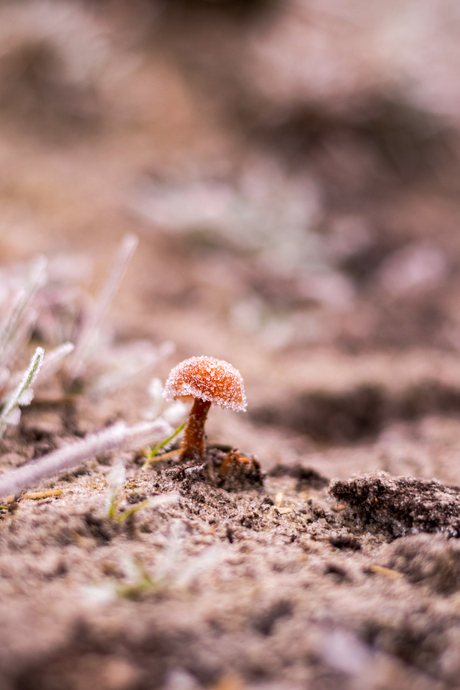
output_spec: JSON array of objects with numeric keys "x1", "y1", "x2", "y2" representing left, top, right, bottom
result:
[{"x1": 2, "y1": 2, "x2": 460, "y2": 689}]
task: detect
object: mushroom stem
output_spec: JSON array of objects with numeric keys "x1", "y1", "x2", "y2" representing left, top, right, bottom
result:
[{"x1": 181, "y1": 398, "x2": 211, "y2": 460}]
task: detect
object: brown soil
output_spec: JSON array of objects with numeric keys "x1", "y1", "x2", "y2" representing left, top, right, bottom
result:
[{"x1": 2, "y1": 2, "x2": 460, "y2": 689}]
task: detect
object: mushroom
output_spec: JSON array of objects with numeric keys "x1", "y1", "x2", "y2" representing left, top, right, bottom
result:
[{"x1": 163, "y1": 356, "x2": 247, "y2": 460}]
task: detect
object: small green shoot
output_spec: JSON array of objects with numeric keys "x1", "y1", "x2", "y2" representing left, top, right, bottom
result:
[
  {"x1": 113, "y1": 494, "x2": 179, "y2": 523},
  {"x1": 0, "y1": 256, "x2": 47, "y2": 368},
  {"x1": 115, "y1": 493, "x2": 178, "y2": 523},
  {"x1": 141, "y1": 421, "x2": 185, "y2": 471},
  {"x1": 115, "y1": 499, "x2": 151, "y2": 523}
]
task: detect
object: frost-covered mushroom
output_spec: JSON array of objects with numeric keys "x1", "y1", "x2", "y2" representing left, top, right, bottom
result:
[{"x1": 163, "y1": 356, "x2": 247, "y2": 460}]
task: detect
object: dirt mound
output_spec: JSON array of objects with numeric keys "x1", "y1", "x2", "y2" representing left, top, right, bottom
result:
[{"x1": 330, "y1": 472, "x2": 460, "y2": 538}]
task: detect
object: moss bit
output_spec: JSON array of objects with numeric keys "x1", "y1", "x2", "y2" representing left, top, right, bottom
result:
[{"x1": 163, "y1": 356, "x2": 247, "y2": 460}]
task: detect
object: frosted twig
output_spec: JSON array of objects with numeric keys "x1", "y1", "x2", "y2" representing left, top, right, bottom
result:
[
  {"x1": 0, "y1": 418, "x2": 171, "y2": 499},
  {"x1": 69, "y1": 233, "x2": 139, "y2": 380},
  {"x1": 0, "y1": 256, "x2": 47, "y2": 367},
  {"x1": 0, "y1": 346, "x2": 44, "y2": 437},
  {"x1": 0, "y1": 422, "x2": 126, "y2": 498}
]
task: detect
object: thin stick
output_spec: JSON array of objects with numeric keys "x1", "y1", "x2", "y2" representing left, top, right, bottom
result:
[
  {"x1": 0, "y1": 418, "x2": 170, "y2": 499},
  {"x1": 3, "y1": 490, "x2": 64, "y2": 503},
  {"x1": 0, "y1": 422, "x2": 126, "y2": 499}
]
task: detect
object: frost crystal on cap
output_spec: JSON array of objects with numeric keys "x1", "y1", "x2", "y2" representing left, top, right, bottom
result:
[{"x1": 163, "y1": 356, "x2": 247, "y2": 411}]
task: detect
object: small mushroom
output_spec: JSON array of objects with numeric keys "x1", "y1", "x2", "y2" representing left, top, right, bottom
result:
[{"x1": 163, "y1": 356, "x2": 247, "y2": 460}]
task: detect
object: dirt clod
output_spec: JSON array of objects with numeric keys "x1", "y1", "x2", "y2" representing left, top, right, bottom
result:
[
  {"x1": 329, "y1": 534, "x2": 361, "y2": 550},
  {"x1": 330, "y1": 472, "x2": 460, "y2": 539},
  {"x1": 385, "y1": 534, "x2": 460, "y2": 595}
]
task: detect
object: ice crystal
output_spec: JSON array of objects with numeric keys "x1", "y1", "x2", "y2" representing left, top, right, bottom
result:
[{"x1": 163, "y1": 356, "x2": 247, "y2": 411}]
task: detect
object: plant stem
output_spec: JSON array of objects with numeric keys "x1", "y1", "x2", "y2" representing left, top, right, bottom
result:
[
  {"x1": 142, "y1": 422, "x2": 185, "y2": 471},
  {"x1": 180, "y1": 398, "x2": 211, "y2": 460},
  {"x1": 0, "y1": 346, "x2": 44, "y2": 437}
]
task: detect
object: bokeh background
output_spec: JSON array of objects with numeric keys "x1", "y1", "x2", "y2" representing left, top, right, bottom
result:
[
  {"x1": 2, "y1": 0, "x2": 460, "y2": 393},
  {"x1": 4, "y1": 9, "x2": 460, "y2": 687}
]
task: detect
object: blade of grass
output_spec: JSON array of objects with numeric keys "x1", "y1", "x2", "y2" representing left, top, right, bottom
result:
[
  {"x1": 141, "y1": 422, "x2": 185, "y2": 471},
  {"x1": 0, "y1": 346, "x2": 44, "y2": 437},
  {"x1": 37, "y1": 342, "x2": 74, "y2": 383},
  {"x1": 0, "y1": 256, "x2": 47, "y2": 367},
  {"x1": 115, "y1": 493, "x2": 179, "y2": 522},
  {"x1": 68, "y1": 233, "x2": 138, "y2": 381}
]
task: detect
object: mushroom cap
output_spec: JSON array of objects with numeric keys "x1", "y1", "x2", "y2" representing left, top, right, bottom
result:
[{"x1": 163, "y1": 356, "x2": 247, "y2": 411}]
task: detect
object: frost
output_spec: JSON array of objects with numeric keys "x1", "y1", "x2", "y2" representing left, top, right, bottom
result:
[
  {"x1": 3, "y1": 408, "x2": 21, "y2": 427},
  {"x1": 0, "y1": 346, "x2": 44, "y2": 438},
  {"x1": 0, "y1": 240, "x2": 172, "y2": 413},
  {"x1": 163, "y1": 356, "x2": 247, "y2": 411}
]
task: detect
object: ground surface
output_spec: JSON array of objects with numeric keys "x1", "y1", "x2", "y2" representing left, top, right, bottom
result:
[{"x1": 2, "y1": 1, "x2": 460, "y2": 689}]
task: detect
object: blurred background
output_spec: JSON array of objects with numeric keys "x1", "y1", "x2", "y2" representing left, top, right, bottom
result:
[{"x1": 2, "y1": 0, "x2": 460, "y2": 402}]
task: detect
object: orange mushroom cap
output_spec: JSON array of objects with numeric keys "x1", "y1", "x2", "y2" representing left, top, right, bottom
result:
[{"x1": 163, "y1": 356, "x2": 247, "y2": 412}]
